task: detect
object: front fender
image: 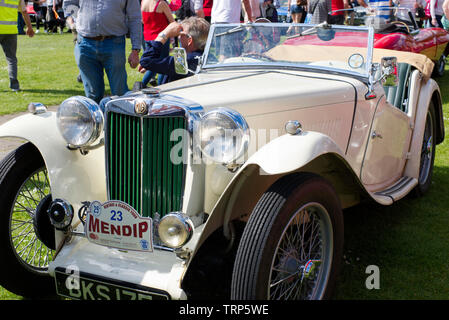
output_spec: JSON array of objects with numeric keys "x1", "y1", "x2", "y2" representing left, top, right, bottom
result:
[
  {"x1": 186, "y1": 132, "x2": 361, "y2": 257},
  {"x1": 0, "y1": 112, "x2": 107, "y2": 210},
  {"x1": 245, "y1": 131, "x2": 345, "y2": 175}
]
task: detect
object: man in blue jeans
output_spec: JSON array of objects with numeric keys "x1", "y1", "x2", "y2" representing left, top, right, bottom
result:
[{"x1": 64, "y1": 0, "x2": 142, "y2": 103}]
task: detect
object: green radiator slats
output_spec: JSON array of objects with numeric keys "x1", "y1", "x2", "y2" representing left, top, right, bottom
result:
[{"x1": 107, "y1": 112, "x2": 185, "y2": 219}]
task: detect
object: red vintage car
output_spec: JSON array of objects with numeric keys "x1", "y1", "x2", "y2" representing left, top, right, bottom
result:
[
  {"x1": 374, "y1": 26, "x2": 449, "y2": 76},
  {"x1": 286, "y1": 7, "x2": 449, "y2": 76},
  {"x1": 358, "y1": 7, "x2": 449, "y2": 76}
]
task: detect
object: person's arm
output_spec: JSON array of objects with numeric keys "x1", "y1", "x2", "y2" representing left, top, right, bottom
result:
[
  {"x1": 242, "y1": 0, "x2": 253, "y2": 21},
  {"x1": 139, "y1": 22, "x2": 183, "y2": 78},
  {"x1": 139, "y1": 41, "x2": 175, "y2": 75},
  {"x1": 430, "y1": 0, "x2": 437, "y2": 25},
  {"x1": 19, "y1": 0, "x2": 35, "y2": 37},
  {"x1": 126, "y1": 0, "x2": 143, "y2": 68},
  {"x1": 160, "y1": 1, "x2": 175, "y2": 23},
  {"x1": 444, "y1": 0, "x2": 449, "y2": 17},
  {"x1": 194, "y1": 0, "x2": 205, "y2": 17},
  {"x1": 358, "y1": 0, "x2": 369, "y2": 7}
]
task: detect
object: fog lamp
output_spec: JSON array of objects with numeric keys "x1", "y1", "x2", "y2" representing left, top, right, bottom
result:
[{"x1": 48, "y1": 199, "x2": 74, "y2": 230}]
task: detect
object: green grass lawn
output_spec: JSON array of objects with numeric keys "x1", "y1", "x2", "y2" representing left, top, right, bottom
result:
[
  {"x1": 0, "y1": 33, "x2": 448, "y2": 300},
  {"x1": 0, "y1": 32, "x2": 142, "y2": 115}
]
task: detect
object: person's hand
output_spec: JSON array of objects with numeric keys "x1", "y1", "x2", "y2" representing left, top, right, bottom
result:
[
  {"x1": 432, "y1": 18, "x2": 438, "y2": 26},
  {"x1": 26, "y1": 27, "x2": 35, "y2": 38},
  {"x1": 163, "y1": 22, "x2": 183, "y2": 38},
  {"x1": 138, "y1": 65, "x2": 147, "y2": 74},
  {"x1": 128, "y1": 50, "x2": 140, "y2": 69}
]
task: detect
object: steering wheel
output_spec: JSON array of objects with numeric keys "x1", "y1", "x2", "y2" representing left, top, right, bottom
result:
[
  {"x1": 390, "y1": 20, "x2": 411, "y2": 34},
  {"x1": 254, "y1": 17, "x2": 271, "y2": 23}
]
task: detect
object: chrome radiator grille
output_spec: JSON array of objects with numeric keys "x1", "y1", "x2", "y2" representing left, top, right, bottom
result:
[{"x1": 106, "y1": 112, "x2": 186, "y2": 219}]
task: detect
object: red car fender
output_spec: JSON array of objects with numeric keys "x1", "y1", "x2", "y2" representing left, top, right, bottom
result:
[{"x1": 374, "y1": 33, "x2": 415, "y2": 52}]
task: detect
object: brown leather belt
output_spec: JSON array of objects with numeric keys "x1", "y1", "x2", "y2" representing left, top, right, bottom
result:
[{"x1": 84, "y1": 35, "x2": 116, "y2": 41}]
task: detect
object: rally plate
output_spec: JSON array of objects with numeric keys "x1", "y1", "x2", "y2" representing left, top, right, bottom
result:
[
  {"x1": 85, "y1": 200, "x2": 153, "y2": 252},
  {"x1": 55, "y1": 268, "x2": 170, "y2": 300}
]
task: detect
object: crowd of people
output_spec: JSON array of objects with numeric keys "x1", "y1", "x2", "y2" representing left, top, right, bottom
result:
[{"x1": 1, "y1": 0, "x2": 449, "y2": 102}]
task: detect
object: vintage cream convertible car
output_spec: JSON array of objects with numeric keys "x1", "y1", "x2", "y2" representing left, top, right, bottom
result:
[{"x1": 0, "y1": 22, "x2": 444, "y2": 300}]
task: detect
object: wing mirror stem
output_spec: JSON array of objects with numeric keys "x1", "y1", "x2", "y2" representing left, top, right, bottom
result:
[{"x1": 366, "y1": 57, "x2": 399, "y2": 100}]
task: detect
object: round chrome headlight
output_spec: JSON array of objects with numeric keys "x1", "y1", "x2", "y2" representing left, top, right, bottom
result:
[
  {"x1": 158, "y1": 213, "x2": 193, "y2": 248},
  {"x1": 56, "y1": 96, "x2": 103, "y2": 148},
  {"x1": 199, "y1": 108, "x2": 249, "y2": 164}
]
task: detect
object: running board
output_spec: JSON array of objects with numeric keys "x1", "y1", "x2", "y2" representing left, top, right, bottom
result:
[{"x1": 373, "y1": 176, "x2": 418, "y2": 203}]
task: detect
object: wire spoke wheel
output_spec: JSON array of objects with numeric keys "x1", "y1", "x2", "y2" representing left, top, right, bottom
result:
[
  {"x1": 231, "y1": 173, "x2": 343, "y2": 300},
  {"x1": 9, "y1": 167, "x2": 54, "y2": 271},
  {"x1": 269, "y1": 203, "x2": 333, "y2": 300},
  {"x1": 0, "y1": 143, "x2": 56, "y2": 297}
]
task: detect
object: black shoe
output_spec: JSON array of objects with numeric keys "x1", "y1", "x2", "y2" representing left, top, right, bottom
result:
[
  {"x1": 77, "y1": 74, "x2": 82, "y2": 83},
  {"x1": 149, "y1": 79, "x2": 158, "y2": 87}
]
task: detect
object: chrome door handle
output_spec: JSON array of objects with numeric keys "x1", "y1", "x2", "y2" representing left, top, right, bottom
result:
[{"x1": 371, "y1": 131, "x2": 383, "y2": 139}]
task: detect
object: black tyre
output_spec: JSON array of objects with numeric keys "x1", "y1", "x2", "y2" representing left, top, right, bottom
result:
[
  {"x1": 413, "y1": 103, "x2": 436, "y2": 197},
  {"x1": 0, "y1": 142, "x2": 55, "y2": 297},
  {"x1": 231, "y1": 173, "x2": 344, "y2": 300}
]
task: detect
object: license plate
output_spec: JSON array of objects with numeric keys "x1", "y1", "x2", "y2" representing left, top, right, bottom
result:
[{"x1": 55, "y1": 268, "x2": 170, "y2": 300}]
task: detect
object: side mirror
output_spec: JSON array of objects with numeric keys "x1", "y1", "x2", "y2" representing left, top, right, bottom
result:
[
  {"x1": 173, "y1": 47, "x2": 188, "y2": 75},
  {"x1": 380, "y1": 56, "x2": 398, "y2": 87}
]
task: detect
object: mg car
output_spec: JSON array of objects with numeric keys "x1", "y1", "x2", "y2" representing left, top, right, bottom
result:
[{"x1": 0, "y1": 22, "x2": 444, "y2": 300}]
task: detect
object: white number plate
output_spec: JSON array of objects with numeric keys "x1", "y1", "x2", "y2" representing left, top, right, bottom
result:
[
  {"x1": 85, "y1": 200, "x2": 153, "y2": 252},
  {"x1": 55, "y1": 268, "x2": 170, "y2": 300}
]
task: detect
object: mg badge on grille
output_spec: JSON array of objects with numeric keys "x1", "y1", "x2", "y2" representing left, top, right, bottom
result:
[{"x1": 134, "y1": 99, "x2": 148, "y2": 115}]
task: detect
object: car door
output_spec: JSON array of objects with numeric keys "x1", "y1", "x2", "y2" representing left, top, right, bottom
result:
[{"x1": 360, "y1": 92, "x2": 413, "y2": 190}]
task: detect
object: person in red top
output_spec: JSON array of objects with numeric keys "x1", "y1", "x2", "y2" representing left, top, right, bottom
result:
[
  {"x1": 203, "y1": 0, "x2": 213, "y2": 22},
  {"x1": 329, "y1": 0, "x2": 350, "y2": 24},
  {"x1": 141, "y1": 0, "x2": 175, "y2": 86}
]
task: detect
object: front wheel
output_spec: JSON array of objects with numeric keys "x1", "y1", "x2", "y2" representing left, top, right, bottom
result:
[
  {"x1": 231, "y1": 173, "x2": 344, "y2": 300},
  {"x1": 0, "y1": 143, "x2": 55, "y2": 297}
]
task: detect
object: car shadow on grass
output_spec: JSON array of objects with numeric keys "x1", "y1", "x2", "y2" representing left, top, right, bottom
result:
[{"x1": 334, "y1": 165, "x2": 449, "y2": 299}]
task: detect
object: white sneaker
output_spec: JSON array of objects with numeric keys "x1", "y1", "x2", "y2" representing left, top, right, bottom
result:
[{"x1": 35, "y1": 29, "x2": 40, "y2": 34}]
